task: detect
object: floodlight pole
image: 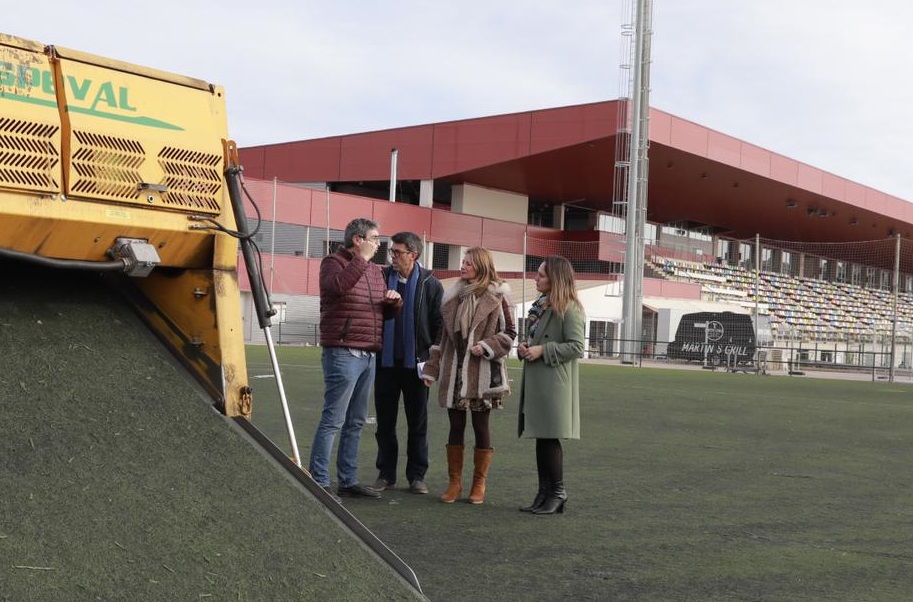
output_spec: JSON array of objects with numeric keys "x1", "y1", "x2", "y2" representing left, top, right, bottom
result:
[{"x1": 620, "y1": 0, "x2": 653, "y2": 364}]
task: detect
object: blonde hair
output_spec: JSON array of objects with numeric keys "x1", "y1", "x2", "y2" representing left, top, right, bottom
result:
[
  {"x1": 463, "y1": 247, "x2": 502, "y2": 295},
  {"x1": 542, "y1": 255, "x2": 580, "y2": 315}
]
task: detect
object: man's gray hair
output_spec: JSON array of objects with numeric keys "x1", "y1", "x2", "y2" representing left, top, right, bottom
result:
[{"x1": 343, "y1": 218, "x2": 379, "y2": 248}]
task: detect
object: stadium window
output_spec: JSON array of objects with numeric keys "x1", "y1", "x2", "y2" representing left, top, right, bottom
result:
[
  {"x1": 644, "y1": 223, "x2": 657, "y2": 243},
  {"x1": 906, "y1": 275, "x2": 913, "y2": 292},
  {"x1": 738, "y1": 242, "x2": 752, "y2": 269},
  {"x1": 866, "y1": 267, "x2": 877, "y2": 288},
  {"x1": 781, "y1": 251, "x2": 792, "y2": 275},
  {"x1": 761, "y1": 248, "x2": 773, "y2": 271},
  {"x1": 431, "y1": 243, "x2": 450, "y2": 270},
  {"x1": 851, "y1": 264, "x2": 862, "y2": 286},
  {"x1": 596, "y1": 213, "x2": 625, "y2": 234},
  {"x1": 836, "y1": 261, "x2": 847, "y2": 283},
  {"x1": 588, "y1": 320, "x2": 616, "y2": 357}
]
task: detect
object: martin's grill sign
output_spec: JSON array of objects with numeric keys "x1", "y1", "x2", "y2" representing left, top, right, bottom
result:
[
  {"x1": 667, "y1": 311, "x2": 757, "y2": 366},
  {"x1": 0, "y1": 61, "x2": 183, "y2": 131}
]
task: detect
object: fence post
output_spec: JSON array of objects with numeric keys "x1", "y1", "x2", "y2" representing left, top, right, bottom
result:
[{"x1": 890, "y1": 234, "x2": 900, "y2": 382}]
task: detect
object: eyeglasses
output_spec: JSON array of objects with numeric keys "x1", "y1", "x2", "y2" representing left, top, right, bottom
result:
[
  {"x1": 389, "y1": 249, "x2": 414, "y2": 257},
  {"x1": 361, "y1": 235, "x2": 380, "y2": 243}
]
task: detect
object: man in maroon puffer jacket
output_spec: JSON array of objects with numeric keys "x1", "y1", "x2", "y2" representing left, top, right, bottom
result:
[{"x1": 309, "y1": 217, "x2": 402, "y2": 500}]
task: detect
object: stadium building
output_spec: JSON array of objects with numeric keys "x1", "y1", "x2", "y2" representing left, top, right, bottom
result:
[{"x1": 236, "y1": 99, "x2": 913, "y2": 375}]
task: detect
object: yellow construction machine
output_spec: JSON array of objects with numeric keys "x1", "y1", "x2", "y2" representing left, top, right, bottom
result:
[
  {"x1": 0, "y1": 32, "x2": 423, "y2": 596},
  {"x1": 0, "y1": 32, "x2": 262, "y2": 418}
]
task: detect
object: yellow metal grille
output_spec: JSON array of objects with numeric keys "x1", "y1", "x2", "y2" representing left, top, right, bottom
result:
[
  {"x1": 158, "y1": 147, "x2": 222, "y2": 213},
  {"x1": 70, "y1": 130, "x2": 144, "y2": 199},
  {"x1": 0, "y1": 117, "x2": 60, "y2": 192}
]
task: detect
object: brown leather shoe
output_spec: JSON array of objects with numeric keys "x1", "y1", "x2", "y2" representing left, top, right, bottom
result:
[{"x1": 372, "y1": 477, "x2": 394, "y2": 491}]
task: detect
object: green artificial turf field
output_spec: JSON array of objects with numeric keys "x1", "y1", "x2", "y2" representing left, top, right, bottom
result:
[{"x1": 247, "y1": 345, "x2": 913, "y2": 601}]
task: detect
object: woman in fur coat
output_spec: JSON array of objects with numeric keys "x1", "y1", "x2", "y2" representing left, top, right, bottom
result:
[
  {"x1": 420, "y1": 247, "x2": 516, "y2": 504},
  {"x1": 517, "y1": 256, "x2": 584, "y2": 515}
]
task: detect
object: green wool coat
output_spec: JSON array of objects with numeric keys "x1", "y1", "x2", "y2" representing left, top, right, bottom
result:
[{"x1": 517, "y1": 303, "x2": 585, "y2": 439}]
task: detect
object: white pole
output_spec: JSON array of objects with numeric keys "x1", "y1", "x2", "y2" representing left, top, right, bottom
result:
[
  {"x1": 389, "y1": 148, "x2": 398, "y2": 203},
  {"x1": 754, "y1": 233, "x2": 760, "y2": 369},
  {"x1": 270, "y1": 176, "x2": 277, "y2": 291},
  {"x1": 325, "y1": 184, "x2": 331, "y2": 255},
  {"x1": 263, "y1": 327, "x2": 302, "y2": 467},
  {"x1": 890, "y1": 234, "x2": 901, "y2": 382},
  {"x1": 522, "y1": 231, "x2": 528, "y2": 343}
]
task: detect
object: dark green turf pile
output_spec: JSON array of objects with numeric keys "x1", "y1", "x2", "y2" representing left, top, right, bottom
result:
[{"x1": 0, "y1": 261, "x2": 421, "y2": 601}]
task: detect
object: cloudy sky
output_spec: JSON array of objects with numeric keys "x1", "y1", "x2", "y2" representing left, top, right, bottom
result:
[{"x1": 6, "y1": 1, "x2": 913, "y2": 199}]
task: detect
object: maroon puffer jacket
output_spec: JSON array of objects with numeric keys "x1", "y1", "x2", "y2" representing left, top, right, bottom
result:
[{"x1": 319, "y1": 248, "x2": 401, "y2": 350}]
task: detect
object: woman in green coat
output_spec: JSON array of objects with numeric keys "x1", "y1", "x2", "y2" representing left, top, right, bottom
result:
[{"x1": 517, "y1": 256, "x2": 585, "y2": 515}]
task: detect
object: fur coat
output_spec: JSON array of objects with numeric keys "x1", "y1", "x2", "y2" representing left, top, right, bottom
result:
[{"x1": 421, "y1": 280, "x2": 516, "y2": 408}]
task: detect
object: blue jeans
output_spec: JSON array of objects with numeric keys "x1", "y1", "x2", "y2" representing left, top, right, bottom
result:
[{"x1": 309, "y1": 347, "x2": 375, "y2": 488}]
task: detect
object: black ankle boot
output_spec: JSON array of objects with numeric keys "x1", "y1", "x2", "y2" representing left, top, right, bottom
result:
[
  {"x1": 519, "y1": 481, "x2": 549, "y2": 513},
  {"x1": 532, "y1": 481, "x2": 567, "y2": 515}
]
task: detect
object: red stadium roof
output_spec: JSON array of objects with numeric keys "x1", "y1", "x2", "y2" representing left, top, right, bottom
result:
[{"x1": 239, "y1": 100, "x2": 913, "y2": 244}]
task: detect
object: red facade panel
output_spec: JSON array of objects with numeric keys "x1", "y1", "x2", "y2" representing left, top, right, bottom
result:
[
  {"x1": 527, "y1": 225, "x2": 569, "y2": 241},
  {"x1": 481, "y1": 219, "x2": 526, "y2": 254},
  {"x1": 845, "y1": 180, "x2": 867, "y2": 205},
  {"x1": 821, "y1": 173, "x2": 847, "y2": 201},
  {"x1": 429, "y1": 211, "x2": 483, "y2": 247},
  {"x1": 327, "y1": 192, "x2": 377, "y2": 230},
  {"x1": 796, "y1": 163, "x2": 823, "y2": 195},
  {"x1": 372, "y1": 203, "x2": 433, "y2": 238},
  {"x1": 305, "y1": 259, "x2": 321, "y2": 296},
  {"x1": 432, "y1": 115, "x2": 531, "y2": 177},
  {"x1": 739, "y1": 143, "x2": 771, "y2": 177},
  {"x1": 649, "y1": 109, "x2": 674, "y2": 146},
  {"x1": 339, "y1": 126, "x2": 434, "y2": 181},
  {"x1": 276, "y1": 186, "x2": 315, "y2": 226},
  {"x1": 706, "y1": 131, "x2": 741, "y2": 168},
  {"x1": 240, "y1": 179, "x2": 275, "y2": 217},
  {"x1": 242, "y1": 180, "x2": 317, "y2": 225},
  {"x1": 769, "y1": 154, "x2": 799, "y2": 186},
  {"x1": 271, "y1": 138, "x2": 344, "y2": 182},
  {"x1": 597, "y1": 232, "x2": 626, "y2": 263},
  {"x1": 863, "y1": 189, "x2": 888, "y2": 216},
  {"x1": 239, "y1": 255, "x2": 310, "y2": 296},
  {"x1": 266, "y1": 255, "x2": 310, "y2": 295},
  {"x1": 669, "y1": 117, "x2": 709, "y2": 157},
  {"x1": 528, "y1": 102, "x2": 618, "y2": 155},
  {"x1": 238, "y1": 147, "x2": 266, "y2": 179}
]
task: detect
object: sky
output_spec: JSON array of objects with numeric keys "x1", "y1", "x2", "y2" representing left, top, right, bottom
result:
[{"x1": 5, "y1": 1, "x2": 913, "y2": 200}]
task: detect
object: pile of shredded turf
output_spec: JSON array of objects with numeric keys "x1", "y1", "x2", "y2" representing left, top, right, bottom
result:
[{"x1": 0, "y1": 260, "x2": 422, "y2": 601}]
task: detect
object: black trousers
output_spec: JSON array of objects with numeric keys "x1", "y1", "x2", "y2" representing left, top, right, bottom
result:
[{"x1": 374, "y1": 365, "x2": 429, "y2": 484}]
